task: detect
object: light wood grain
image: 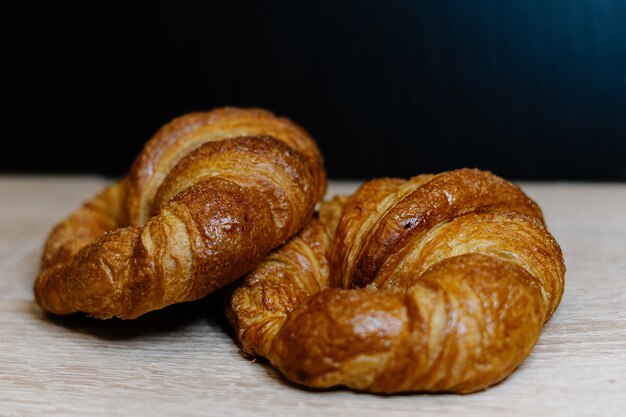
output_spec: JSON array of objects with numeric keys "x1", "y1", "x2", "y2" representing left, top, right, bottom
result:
[{"x1": 1, "y1": 176, "x2": 625, "y2": 417}]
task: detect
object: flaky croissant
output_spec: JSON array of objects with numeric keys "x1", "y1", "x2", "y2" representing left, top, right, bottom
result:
[
  {"x1": 35, "y1": 107, "x2": 326, "y2": 319},
  {"x1": 226, "y1": 169, "x2": 565, "y2": 394}
]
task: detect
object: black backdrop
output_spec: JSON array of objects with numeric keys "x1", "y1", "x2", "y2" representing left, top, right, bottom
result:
[{"x1": 12, "y1": 0, "x2": 626, "y2": 180}]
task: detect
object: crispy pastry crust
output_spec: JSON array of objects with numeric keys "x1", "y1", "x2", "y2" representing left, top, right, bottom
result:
[
  {"x1": 34, "y1": 108, "x2": 326, "y2": 319},
  {"x1": 226, "y1": 169, "x2": 565, "y2": 393}
]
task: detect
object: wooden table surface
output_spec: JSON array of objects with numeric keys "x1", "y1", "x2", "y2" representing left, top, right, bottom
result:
[{"x1": 1, "y1": 176, "x2": 625, "y2": 417}]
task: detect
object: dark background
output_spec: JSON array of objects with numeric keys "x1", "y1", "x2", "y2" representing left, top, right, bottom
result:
[{"x1": 13, "y1": 0, "x2": 626, "y2": 180}]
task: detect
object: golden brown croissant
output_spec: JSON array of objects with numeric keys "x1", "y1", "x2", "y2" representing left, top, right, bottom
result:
[
  {"x1": 226, "y1": 169, "x2": 565, "y2": 394},
  {"x1": 35, "y1": 107, "x2": 326, "y2": 319}
]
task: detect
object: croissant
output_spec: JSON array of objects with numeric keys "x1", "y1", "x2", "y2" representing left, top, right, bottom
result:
[
  {"x1": 226, "y1": 169, "x2": 565, "y2": 393},
  {"x1": 35, "y1": 107, "x2": 326, "y2": 319}
]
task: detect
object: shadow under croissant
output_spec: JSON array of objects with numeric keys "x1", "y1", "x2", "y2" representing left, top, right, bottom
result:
[
  {"x1": 235, "y1": 349, "x2": 526, "y2": 397},
  {"x1": 35, "y1": 292, "x2": 223, "y2": 341},
  {"x1": 31, "y1": 287, "x2": 531, "y2": 394}
]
